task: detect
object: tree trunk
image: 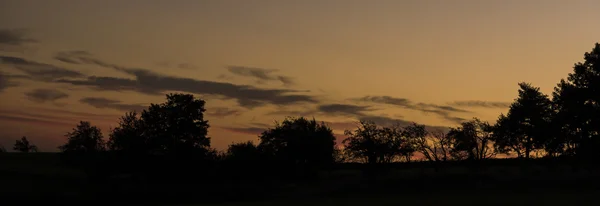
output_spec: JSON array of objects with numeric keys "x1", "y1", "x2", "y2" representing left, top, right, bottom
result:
[{"x1": 368, "y1": 155, "x2": 376, "y2": 165}]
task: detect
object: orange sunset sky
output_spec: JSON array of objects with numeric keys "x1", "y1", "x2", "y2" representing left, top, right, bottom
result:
[{"x1": 1, "y1": 0, "x2": 599, "y2": 151}]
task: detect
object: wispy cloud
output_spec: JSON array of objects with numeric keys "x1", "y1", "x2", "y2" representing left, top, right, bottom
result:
[
  {"x1": 25, "y1": 88, "x2": 69, "y2": 103},
  {"x1": 317, "y1": 103, "x2": 374, "y2": 117},
  {"x1": 0, "y1": 55, "x2": 84, "y2": 81},
  {"x1": 0, "y1": 114, "x2": 73, "y2": 127},
  {"x1": 265, "y1": 109, "x2": 315, "y2": 117},
  {"x1": 52, "y1": 52, "x2": 318, "y2": 108},
  {"x1": 80, "y1": 97, "x2": 147, "y2": 112},
  {"x1": 227, "y1": 65, "x2": 295, "y2": 86},
  {"x1": 207, "y1": 107, "x2": 242, "y2": 118},
  {"x1": 26, "y1": 107, "x2": 119, "y2": 119},
  {"x1": 0, "y1": 72, "x2": 19, "y2": 92},
  {"x1": 220, "y1": 126, "x2": 266, "y2": 136},
  {"x1": 53, "y1": 51, "x2": 92, "y2": 64},
  {"x1": 56, "y1": 76, "x2": 143, "y2": 93},
  {"x1": 355, "y1": 95, "x2": 468, "y2": 124},
  {"x1": 449, "y1": 100, "x2": 511, "y2": 108},
  {"x1": 0, "y1": 109, "x2": 84, "y2": 128},
  {"x1": 0, "y1": 29, "x2": 36, "y2": 45}
]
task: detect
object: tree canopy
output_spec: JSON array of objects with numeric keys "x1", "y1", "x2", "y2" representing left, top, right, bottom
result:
[
  {"x1": 493, "y1": 82, "x2": 553, "y2": 158},
  {"x1": 447, "y1": 118, "x2": 496, "y2": 161},
  {"x1": 108, "y1": 93, "x2": 211, "y2": 157},
  {"x1": 343, "y1": 121, "x2": 418, "y2": 164},
  {"x1": 59, "y1": 121, "x2": 105, "y2": 153},
  {"x1": 551, "y1": 43, "x2": 600, "y2": 158},
  {"x1": 258, "y1": 117, "x2": 336, "y2": 168}
]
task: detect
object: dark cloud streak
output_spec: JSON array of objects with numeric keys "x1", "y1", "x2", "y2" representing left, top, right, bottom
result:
[
  {"x1": 207, "y1": 107, "x2": 242, "y2": 118},
  {"x1": 0, "y1": 72, "x2": 19, "y2": 92},
  {"x1": 220, "y1": 127, "x2": 266, "y2": 136},
  {"x1": 0, "y1": 114, "x2": 73, "y2": 127},
  {"x1": 312, "y1": 102, "x2": 451, "y2": 132},
  {"x1": 317, "y1": 103, "x2": 373, "y2": 116},
  {"x1": 0, "y1": 56, "x2": 84, "y2": 81},
  {"x1": 54, "y1": 51, "x2": 92, "y2": 64},
  {"x1": 356, "y1": 95, "x2": 468, "y2": 124},
  {"x1": 52, "y1": 53, "x2": 317, "y2": 108},
  {"x1": 56, "y1": 76, "x2": 145, "y2": 93},
  {"x1": 450, "y1": 100, "x2": 511, "y2": 108},
  {"x1": 80, "y1": 97, "x2": 147, "y2": 112},
  {"x1": 0, "y1": 29, "x2": 36, "y2": 46},
  {"x1": 227, "y1": 66, "x2": 295, "y2": 86},
  {"x1": 25, "y1": 89, "x2": 69, "y2": 103}
]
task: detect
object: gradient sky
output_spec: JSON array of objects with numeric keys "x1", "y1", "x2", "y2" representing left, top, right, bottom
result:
[{"x1": 1, "y1": 0, "x2": 599, "y2": 151}]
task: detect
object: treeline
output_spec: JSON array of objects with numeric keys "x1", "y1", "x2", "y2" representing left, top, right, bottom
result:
[{"x1": 4, "y1": 43, "x2": 600, "y2": 184}]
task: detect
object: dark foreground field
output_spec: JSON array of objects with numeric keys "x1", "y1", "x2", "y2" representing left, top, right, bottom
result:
[
  {"x1": 1, "y1": 153, "x2": 600, "y2": 205},
  {"x1": 198, "y1": 191, "x2": 600, "y2": 206}
]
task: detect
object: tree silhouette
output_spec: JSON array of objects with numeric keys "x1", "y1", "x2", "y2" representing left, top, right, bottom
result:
[
  {"x1": 447, "y1": 118, "x2": 496, "y2": 161},
  {"x1": 415, "y1": 130, "x2": 453, "y2": 162},
  {"x1": 59, "y1": 121, "x2": 106, "y2": 153},
  {"x1": 108, "y1": 94, "x2": 211, "y2": 157},
  {"x1": 0, "y1": 144, "x2": 6, "y2": 153},
  {"x1": 399, "y1": 123, "x2": 424, "y2": 162},
  {"x1": 103, "y1": 93, "x2": 213, "y2": 183},
  {"x1": 493, "y1": 82, "x2": 553, "y2": 158},
  {"x1": 137, "y1": 93, "x2": 211, "y2": 156},
  {"x1": 226, "y1": 141, "x2": 261, "y2": 162},
  {"x1": 551, "y1": 43, "x2": 600, "y2": 158},
  {"x1": 258, "y1": 117, "x2": 336, "y2": 171},
  {"x1": 343, "y1": 121, "x2": 405, "y2": 164},
  {"x1": 13, "y1": 136, "x2": 37, "y2": 153},
  {"x1": 332, "y1": 145, "x2": 349, "y2": 163},
  {"x1": 107, "y1": 111, "x2": 145, "y2": 153}
]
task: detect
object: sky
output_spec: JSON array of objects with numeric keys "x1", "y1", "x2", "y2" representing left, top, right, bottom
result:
[{"x1": 0, "y1": 0, "x2": 599, "y2": 152}]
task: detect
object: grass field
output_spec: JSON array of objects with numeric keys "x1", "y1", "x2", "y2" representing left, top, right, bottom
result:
[{"x1": 2, "y1": 153, "x2": 599, "y2": 205}]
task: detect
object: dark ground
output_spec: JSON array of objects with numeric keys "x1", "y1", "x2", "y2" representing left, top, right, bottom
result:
[{"x1": 1, "y1": 153, "x2": 599, "y2": 205}]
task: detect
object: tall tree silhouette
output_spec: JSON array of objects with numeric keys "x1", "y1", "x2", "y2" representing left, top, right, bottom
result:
[
  {"x1": 138, "y1": 93, "x2": 210, "y2": 156},
  {"x1": 552, "y1": 43, "x2": 600, "y2": 158},
  {"x1": 59, "y1": 121, "x2": 105, "y2": 153},
  {"x1": 343, "y1": 121, "x2": 404, "y2": 164},
  {"x1": 447, "y1": 118, "x2": 496, "y2": 161},
  {"x1": 258, "y1": 117, "x2": 336, "y2": 171},
  {"x1": 493, "y1": 82, "x2": 553, "y2": 158},
  {"x1": 0, "y1": 144, "x2": 7, "y2": 153},
  {"x1": 13, "y1": 136, "x2": 37, "y2": 153}
]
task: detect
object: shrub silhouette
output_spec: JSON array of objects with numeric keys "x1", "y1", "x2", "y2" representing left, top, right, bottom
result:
[
  {"x1": 447, "y1": 118, "x2": 496, "y2": 161},
  {"x1": 13, "y1": 136, "x2": 37, "y2": 153},
  {"x1": 59, "y1": 121, "x2": 106, "y2": 153},
  {"x1": 343, "y1": 121, "x2": 404, "y2": 164}
]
